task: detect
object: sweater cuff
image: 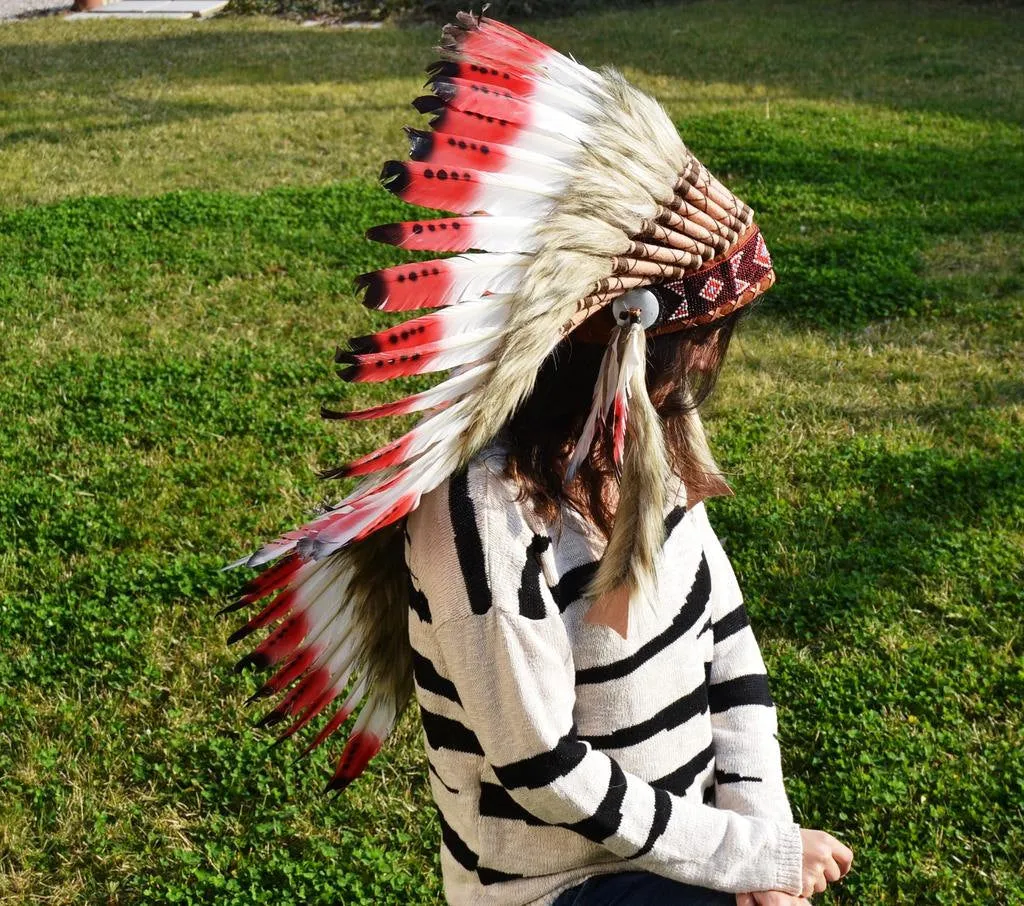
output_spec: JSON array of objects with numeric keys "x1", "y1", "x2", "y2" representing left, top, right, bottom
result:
[{"x1": 773, "y1": 823, "x2": 804, "y2": 895}]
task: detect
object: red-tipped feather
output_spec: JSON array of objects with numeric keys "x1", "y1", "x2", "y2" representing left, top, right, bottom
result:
[
  {"x1": 257, "y1": 661, "x2": 316, "y2": 727},
  {"x1": 302, "y1": 700, "x2": 357, "y2": 757},
  {"x1": 228, "y1": 588, "x2": 296, "y2": 644},
  {"x1": 295, "y1": 492, "x2": 399, "y2": 552},
  {"x1": 357, "y1": 250, "x2": 526, "y2": 313},
  {"x1": 428, "y1": 107, "x2": 577, "y2": 166},
  {"x1": 337, "y1": 333, "x2": 500, "y2": 383},
  {"x1": 305, "y1": 444, "x2": 462, "y2": 554},
  {"x1": 476, "y1": 16, "x2": 558, "y2": 56},
  {"x1": 290, "y1": 668, "x2": 331, "y2": 716},
  {"x1": 346, "y1": 311, "x2": 447, "y2": 355},
  {"x1": 427, "y1": 59, "x2": 536, "y2": 98},
  {"x1": 419, "y1": 101, "x2": 528, "y2": 147},
  {"x1": 355, "y1": 256, "x2": 454, "y2": 312},
  {"x1": 255, "y1": 647, "x2": 318, "y2": 699},
  {"x1": 324, "y1": 393, "x2": 444, "y2": 422},
  {"x1": 443, "y1": 16, "x2": 550, "y2": 71},
  {"x1": 368, "y1": 216, "x2": 537, "y2": 255},
  {"x1": 273, "y1": 669, "x2": 333, "y2": 741},
  {"x1": 323, "y1": 362, "x2": 492, "y2": 422},
  {"x1": 442, "y1": 16, "x2": 599, "y2": 103},
  {"x1": 336, "y1": 432, "x2": 416, "y2": 478},
  {"x1": 294, "y1": 474, "x2": 424, "y2": 555},
  {"x1": 280, "y1": 686, "x2": 342, "y2": 744},
  {"x1": 336, "y1": 344, "x2": 439, "y2": 383},
  {"x1": 431, "y1": 76, "x2": 537, "y2": 126},
  {"x1": 237, "y1": 553, "x2": 304, "y2": 606},
  {"x1": 367, "y1": 217, "x2": 474, "y2": 252},
  {"x1": 380, "y1": 159, "x2": 482, "y2": 215},
  {"x1": 346, "y1": 302, "x2": 508, "y2": 359},
  {"x1": 327, "y1": 732, "x2": 383, "y2": 793},
  {"x1": 407, "y1": 127, "x2": 512, "y2": 175},
  {"x1": 252, "y1": 612, "x2": 309, "y2": 669},
  {"x1": 353, "y1": 492, "x2": 421, "y2": 543}
]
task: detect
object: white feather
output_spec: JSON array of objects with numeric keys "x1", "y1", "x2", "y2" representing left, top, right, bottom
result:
[
  {"x1": 350, "y1": 690, "x2": 399, "y2": 741},
  {"x1": 477, "y1": 141, "x2": 575, "y2": 188},
  {"x1": 431, "y1": 297, "x2": 512, "y2": 337},
  {"x1": 526, "y1": 75, "x2": 602, "y2": 117},
  {"x1": 469, "y1": 171, "x2": 562, "y2": 218},
  {"x1": 377, "y1": 253, "x2": 528, "y2": 310},
  {"x1": 566, "y1": 334, "x2": 620, "y2": 481},
  {"x1": 290, "y1": 559, "x2": 355, "y2": 646},
  {"x1": 396, "y1": 397, "x2": 474, "y2": 464},
  {"x1": 490, "y1": 122, "x2": 583, "y2": 162},
  {"x1": 464, "y1": 216, "x2": 541, "y2": 253},
  {"x1": 334, "y1": 672, "x2": 371, "y2": 718},
  {"x1": 345, "y1": 362, "x2": 494, "y2": 420}
]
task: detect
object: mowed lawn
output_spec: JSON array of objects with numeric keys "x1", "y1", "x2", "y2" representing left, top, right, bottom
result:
[{"x1": 0, "y1": 2, "x2": 1021, "y2": 904}]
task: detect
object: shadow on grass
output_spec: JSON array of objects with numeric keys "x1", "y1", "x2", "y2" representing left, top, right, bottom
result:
[
  {"x1": 1, "y1": 1, "x2": 1021, "y2": 124},
  {"x1": 546, "y1": 1, "x2": 1024, "y2": 126},
  {"x1": 0, "y1": 24, "x2": 425, "y2": 90},
  {"x1": 715, "y1": 438, "x2": 1024, "y2": 644}
]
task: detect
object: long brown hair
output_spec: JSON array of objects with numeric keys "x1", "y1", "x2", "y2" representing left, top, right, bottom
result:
[{"x1": 504, "y1": 310, "x2": 744, "y2": 537}]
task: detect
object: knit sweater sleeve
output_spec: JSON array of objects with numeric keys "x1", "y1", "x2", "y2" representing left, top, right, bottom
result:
[
  {"x1": 419, "y1": 469, "x2": 804, "y2": 896},
  {"x1": 697, "y1": 505, "x2": 795, "y2": 824}
]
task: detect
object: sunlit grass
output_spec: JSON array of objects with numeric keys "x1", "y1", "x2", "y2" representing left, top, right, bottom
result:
[{"x1": 1, "y1": 1, "x2": 1022, "y2": 904}]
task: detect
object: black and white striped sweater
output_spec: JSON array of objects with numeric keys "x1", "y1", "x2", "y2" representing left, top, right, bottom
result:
[{"x1": 405, "y1": 453, "x2": 804, "y2": 906}]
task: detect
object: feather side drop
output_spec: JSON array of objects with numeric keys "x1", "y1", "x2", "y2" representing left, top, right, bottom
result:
[
  {"x1": 584, "y1": 323, "x2": 669, "y2": 638},
  {"x1": 323, "y1": 523, "x2": 413, "y2": 792},
  {"x1": 230, "y1": 524, "x2": 414, "y2": 791}
]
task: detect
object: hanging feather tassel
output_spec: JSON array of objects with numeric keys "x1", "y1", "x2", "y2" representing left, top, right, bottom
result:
[
  {"x1": 608, "y1": 324, "x2": 646, "y2": 471},
  {"x1": 565, "y1": 316, "x2": 646, "y2": 481},
  {"x1": 580, "y1": 321, "x2": 670, "y2": 639},
  {"x1": 565, "y1": 336, "x2": 619, "y2": 482}
]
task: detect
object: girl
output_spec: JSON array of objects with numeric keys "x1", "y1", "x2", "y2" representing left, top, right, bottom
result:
[
  {"x1": 402, "y1": 312, "x2": 852, "y2": 906},
  {"x1": 227, "y1": 13, "x2": 852, "y2": 906}
]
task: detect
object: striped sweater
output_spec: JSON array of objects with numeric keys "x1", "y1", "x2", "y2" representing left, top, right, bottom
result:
[{"x1": 404, "y1": 452, "x2": 804, "y2": 906}]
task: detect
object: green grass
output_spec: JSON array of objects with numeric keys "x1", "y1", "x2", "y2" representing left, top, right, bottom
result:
[{"x1": 1, "y1": 1, "x2": 1022, "y2": 904}]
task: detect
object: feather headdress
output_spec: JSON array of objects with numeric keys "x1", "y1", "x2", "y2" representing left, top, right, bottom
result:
[{"x1": 226, "y1": 12, "x2": 775, "y2": 791}]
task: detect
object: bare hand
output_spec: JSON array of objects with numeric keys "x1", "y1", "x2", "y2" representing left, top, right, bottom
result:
[
  {"x1": 799, "y1": 828, "x2": 854, "y2": 896},
  {"x1": 736, "y1": 892, "x2": 811, "y2": 906}
]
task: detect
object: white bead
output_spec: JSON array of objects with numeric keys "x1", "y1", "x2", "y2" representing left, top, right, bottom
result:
[{"x1": 612, "y1": 288, "x2": 660, "y2": 329}]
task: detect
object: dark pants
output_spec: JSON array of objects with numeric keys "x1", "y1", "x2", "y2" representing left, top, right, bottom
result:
[{"x1": 553, "y1": 871, "x2": 735, "y2": 906}]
